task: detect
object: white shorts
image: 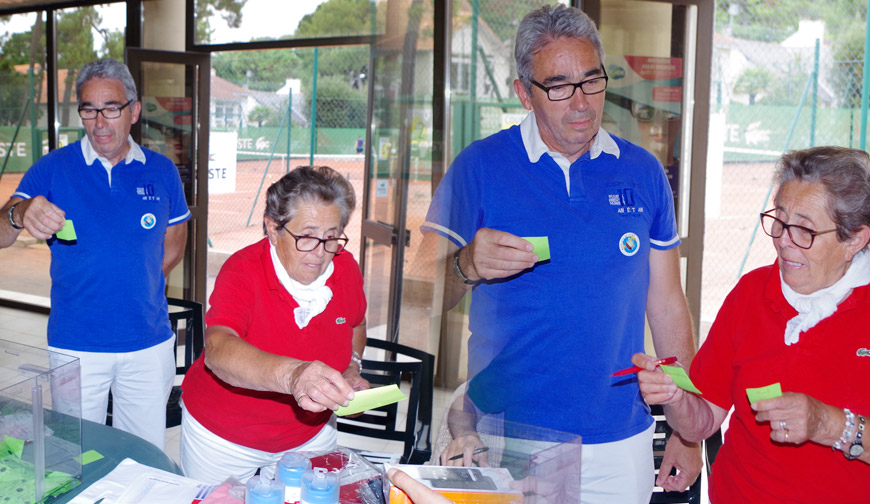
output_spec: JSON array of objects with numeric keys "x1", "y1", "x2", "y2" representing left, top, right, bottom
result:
[
  {"x1": 180, "y1": 403, "x2": 338, "y2": 484},
  {"x1": 49, "y1": 336, "x2": 176, "y2": 451}
]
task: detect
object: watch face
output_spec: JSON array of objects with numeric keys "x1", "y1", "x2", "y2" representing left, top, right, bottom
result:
[{"x1": 849, "y1": 444, "x2": 864, "y2": 457}]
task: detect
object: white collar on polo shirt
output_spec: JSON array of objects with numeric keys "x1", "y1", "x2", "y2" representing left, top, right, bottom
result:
[
  {"x1": 81, "y1": 135, "x2": 147, "y2": 186},
  {"x1": 519, "y1": 111, "x2": 620, "y2": 194}
]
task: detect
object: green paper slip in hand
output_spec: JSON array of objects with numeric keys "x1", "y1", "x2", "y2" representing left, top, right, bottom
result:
[
  {"x1": 660, "y1": 365, "x2": 703, "y2": 394},
  {"x1": 522, "y1": 236, "x2": 550, "y2": 262},
  {"x1": 746, "y1": 383, "x2": 782, "y2": 404},
  {"x1": 56, "y1": 220, "x2": 76, "y2": 241},
  {"x1": 336, "y1": 384, "x2": 406, "y2": 417}
]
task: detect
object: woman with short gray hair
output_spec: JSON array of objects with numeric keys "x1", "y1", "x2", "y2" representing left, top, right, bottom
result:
[
  {"x1": 635, "y1": 146, "x2": 870, "y2": 502},
  {"x1": 181, "y1": 165, "x2": 368, "y2": 484}
]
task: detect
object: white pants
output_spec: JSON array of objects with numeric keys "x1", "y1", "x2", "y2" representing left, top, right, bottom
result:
[
  {"x1": 504, "y1": 422, "x2": 654, "y2": 504},
  {"x1": 580, "y1": 422, "x2": 655, "y2": 504},
  {"x1": 48, "y1": 336, "x2": 175, "y2": 451},
  {"x1": 180, "y1": 403, "x2": 338, "y2": 485}
]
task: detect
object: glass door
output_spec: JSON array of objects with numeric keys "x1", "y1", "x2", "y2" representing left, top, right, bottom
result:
[
  {"x1": 360, "y1": 0, "x2": 438, "y2": 353},
  {"x1": 126, "y1": 49, "x2": 210, "y2": 306}
]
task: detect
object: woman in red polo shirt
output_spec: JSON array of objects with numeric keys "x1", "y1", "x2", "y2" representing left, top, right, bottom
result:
[
  {"x1": 180, "y1": 166, "x2": 368, "y2": 484},
  {"x1": 634, "y1": 146, "x2": 870, "y2": 503}
]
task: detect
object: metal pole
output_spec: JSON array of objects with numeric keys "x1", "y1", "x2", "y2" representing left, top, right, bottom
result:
[
  {"x1": 245, "y1": 105, "x2": 290, "y2": 227},
  {"x1": 309, "y1": 47, "x2": 319, "y2": 166},
  {"x1": 286, "y1": 88, "x2": 293, "y2": 173},
  {"x1": 860, "y1": 0, "x2": 870, "y2": 150},
  {"x1": 810, "y1": 38, "x2": 819, "y2": 147},
  {"x1": 470, "y1": 0, "x2": 479, "y2": 141}
]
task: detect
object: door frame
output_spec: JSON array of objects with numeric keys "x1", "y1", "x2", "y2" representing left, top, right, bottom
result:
[{"x1": 126, "y1": 48, "x2": 210, "y2": 307}]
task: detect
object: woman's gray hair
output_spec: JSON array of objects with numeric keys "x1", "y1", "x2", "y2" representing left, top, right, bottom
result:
[
  {"x1": 75, "y1": 58, "x2": 138, "y2": 104},
  {"x1": 515, "y1": 4, "x2": 605, "y2": 93},
  {"x1": 774, "y1": 146, "x2": 870, "y2": 244},
  {"x1": 264, "y1": 165, "x2": 356, "y2": 234}
]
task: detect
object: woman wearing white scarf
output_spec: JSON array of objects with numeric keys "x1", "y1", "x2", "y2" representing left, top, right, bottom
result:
[
  {"x1": 633, "y1": 147, "x2": 870, "y2": 503},
  {"x1": 180, "y1": 166, "x2": 368, "y2": 483}
]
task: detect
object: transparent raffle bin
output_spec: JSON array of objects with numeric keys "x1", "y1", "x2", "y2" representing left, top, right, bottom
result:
[{"x1": 0, "y1": 339, "x2": 82, "y2": 503}]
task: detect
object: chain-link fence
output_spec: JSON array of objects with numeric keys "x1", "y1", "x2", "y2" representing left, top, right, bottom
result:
[
  {"x1": 702, "y1": 0, "x2": 868, "y2": 337},
  {"x1": 206, "y1": 47, "x2": 369, "y2": 287}
]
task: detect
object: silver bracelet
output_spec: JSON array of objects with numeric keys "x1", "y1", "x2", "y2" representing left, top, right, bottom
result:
[
  {"x1": 350, "y1": 351, "x2": 362, "y2": 370},
  {"x1": 834, "y1": 408, "x2": 856, "y2": 451}
]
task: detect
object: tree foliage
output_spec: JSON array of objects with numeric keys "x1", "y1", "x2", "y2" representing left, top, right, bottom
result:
[
  {"x1": 734, "y1": 68, "x2": 773, "y2": 105},
  {"x1": 212, "y1": 48, "x2": 304, "y2": 92},
  {"x1": 196, "y1": 0, "x2": 247, "y2": 44},
  {"x1": 307, "y1": 75, "x2": 367, "y2": 128},
  {"x1": 295, "y1": 0, "x2": 373, "y2": 39}
]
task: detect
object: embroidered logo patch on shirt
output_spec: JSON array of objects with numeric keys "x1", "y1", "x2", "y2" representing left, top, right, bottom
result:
[
  {"x1": 140, "y1": 213, "x2": 157, "y2": 230},
  {"x1": 136, "y1": 184, "x2": 161, "y2": 201},
  {"x1": 608, "y1": 187, "x2": 645, "y2": 216},
  {"x1": 336, "y1": 317, "x2": 346, "y2": 325},
  {"x1": 857, "y1": 348, "x2": 870, "y2": 357},
  {"x1": 619, "y1": 232, "x2": 640, "y2": 257}
]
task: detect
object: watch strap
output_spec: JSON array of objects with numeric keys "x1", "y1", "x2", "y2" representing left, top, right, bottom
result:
[
  {"x1": 452, "y1": 248, "x2": 477, "y2": 285},
  {"x1": 7, "y1": 203, "x2": 24, "y2": 230},
  {"x1": 847, "y1": 415, "x2": 865, "y2": 459}
]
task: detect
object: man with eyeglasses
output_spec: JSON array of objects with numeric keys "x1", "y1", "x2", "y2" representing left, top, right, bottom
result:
[
  {"x1": 421, "y1": 5, "x2": 699, "y2": 502},
  {"x1": 0, "y1": 58, "x2": 189, "y2": 450}
]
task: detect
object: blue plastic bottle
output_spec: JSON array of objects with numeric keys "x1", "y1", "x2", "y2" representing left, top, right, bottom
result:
[
  {"x1": 245, "y1": 474, "x2": 285, "y2": 504},
  {"x1": 276, "y1": 452, "x2": 311, "y2": 503},
  {"x1": 300, "y1": 467, "x2": 339, "y2": 504}
]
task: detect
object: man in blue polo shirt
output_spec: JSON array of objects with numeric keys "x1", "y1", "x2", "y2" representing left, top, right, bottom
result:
[
  {"x1": 422, "y1": 5, "x2": 700, "y2": 503},
  {"x1": 0, "y1": 58, "x2": 189, "y2": 450}
]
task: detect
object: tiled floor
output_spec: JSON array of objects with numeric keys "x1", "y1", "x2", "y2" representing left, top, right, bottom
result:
[{"x1": 0, "y1": 305, "x2": 454, "y2": 468}]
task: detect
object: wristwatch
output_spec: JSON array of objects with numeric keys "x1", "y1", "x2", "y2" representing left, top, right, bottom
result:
[
  {"x1": 848, "y1": 415, "x2": 865, "y2": 459},
  {"x1": 7, "y1": 203, "x2": 24, "y2": 230},
  {"x1": 452, "y1": 248, "x2": 477, "y2": 285}
]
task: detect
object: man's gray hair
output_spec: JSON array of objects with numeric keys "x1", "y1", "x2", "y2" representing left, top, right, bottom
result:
[
  {"x1": 264, "y1": 166, "x2": 356, "y2": 235},
  {"x1": 75, "y1": 58, "x2": 138, "y2": 104},
  {"x1": 775, "y1": 146, "x2": 870, "y2": 246},
  {"x1": 515, "y1": 4, "x2": 605, "y2": 93}
]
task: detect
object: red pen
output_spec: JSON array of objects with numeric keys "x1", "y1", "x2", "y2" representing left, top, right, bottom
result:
[{"x1": 612, "y1": 356, "x2": 678, "y2": 377}]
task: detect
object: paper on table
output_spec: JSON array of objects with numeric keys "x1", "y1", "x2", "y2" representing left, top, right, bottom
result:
[
  {"x1": 522, "y1": 236, "x2": 550, "y2": 262},
  {"x1": 336, "y1": 384, "x2": 406, "y2": 417},
  {"x1": 660, "y1": 365, "x2": 703, "y2": 394},
  {"x1": 746, "y1": 383, "x2": 782, "y2": 404},
  {"x1": 66, "y1": 458, "x2": 215, "y2": 504},
  {"x1": 56, "y1": 220, "x2": 77, "y2": 241}
]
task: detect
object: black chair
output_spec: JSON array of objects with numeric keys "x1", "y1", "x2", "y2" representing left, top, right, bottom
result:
[
  {"x1": 107, "y1": 297, "x2": 204, "y2": 428},
  {"x1": 337, "y1": 338, "x2": 435, "y2": 464},
  {"x1": 649, "y1": 404, "x2": 723, "y2": 504}
]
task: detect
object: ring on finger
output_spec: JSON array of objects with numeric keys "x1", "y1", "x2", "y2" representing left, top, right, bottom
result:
[
  {"x1": 779, "y1": 420, "x2": 787, "y2": 430},
  {"x1": 784, "y1": 429, "x2": 789, "y2": 442}
]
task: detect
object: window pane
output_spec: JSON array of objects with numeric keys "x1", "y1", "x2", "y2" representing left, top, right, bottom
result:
[{"x1": 196, "y1": 0, "x2": 382, "y2": 46}]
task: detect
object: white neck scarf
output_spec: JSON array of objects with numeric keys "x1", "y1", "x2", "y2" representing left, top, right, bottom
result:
[
  {"x1": 270, "y1": 242, "x2": 334, "y2": 329},
  {"x1": 780, "y1": 249, "x2": 870, "y2": 345}
]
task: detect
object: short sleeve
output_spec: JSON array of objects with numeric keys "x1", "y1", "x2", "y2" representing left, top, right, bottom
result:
[
  {"x1": 690, "y1": 284, "x2": 740, "y2": 411},
  {"x1": 648, "y1": 158, "x2": 679, "y2": 250},
  {"x1": 13, "y1": 154, "x2": 54, "y2": 200},
  {"x1": 420, "y1": 147, "x2": 483, "y2": 248},
  {"x1": 162, "y1": 158, "x2": 190, "y2": 226},
  {"x1": 205, "y1": 257, "x2": 255, "y2": 340}
]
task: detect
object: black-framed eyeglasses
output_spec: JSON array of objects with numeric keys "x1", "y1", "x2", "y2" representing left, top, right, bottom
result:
[
  {"x1": 760, "y1": 209, "x2": 837, "y2": 249},
  {"x1": 282, "y1": 226, "x2": 348, "y2": 253},
  {"x1": 530, "y1": 69, "x2": 609, "y2": 101},
  {"x1": 78, "y1": 100, "x2": 134, "y2": 120}
]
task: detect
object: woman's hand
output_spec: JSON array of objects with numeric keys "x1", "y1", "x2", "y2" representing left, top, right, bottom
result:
[
  {"x1": 341, "y1": 364, "x2": 370, "y2": 392},
  {"x1": 388, "y1": 468, "x2": 454, "y2": 504},
  {"x1": 440, "y1": 434, "x2": 489, "y2": 467},
  {"x1": 752, "y1": 392, "x2": 836, "y2": 445},
  {"x1": 631, "y1": 353, "x2": 686, "y2": 405},
  {"x1": 287, "y1": 360, "x2": 355, "y2": 413}
]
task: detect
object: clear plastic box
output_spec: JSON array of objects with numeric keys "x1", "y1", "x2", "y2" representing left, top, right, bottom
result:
[{"x1": 0, "y1": 339, "x2": 82, "y2": 503}]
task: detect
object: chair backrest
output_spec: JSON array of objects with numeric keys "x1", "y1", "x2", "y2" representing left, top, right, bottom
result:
[
  {"x1": 167, "y1": 297, "x2": 205, "y2": 375},
  {"x1": 337, "y1": 338, "x2": 435, "y2": 464},
  {"x1": 649, "y1": 404, "x2": 702, "y2": 504},
  {"x1": 166, "y1": 297, "x2": 204, "y2": 427}
]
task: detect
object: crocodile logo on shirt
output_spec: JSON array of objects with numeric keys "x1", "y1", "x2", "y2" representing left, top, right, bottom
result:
[
  {"x1": 857, "y1": 348, "x2": 870, "y2": 357},
  {"x1": 336, "y1": 317, "x2": 346, "y2": 325}
]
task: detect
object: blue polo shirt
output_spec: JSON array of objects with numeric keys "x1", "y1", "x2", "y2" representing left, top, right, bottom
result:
[
  {"x1": 422, "y1": 113, "x2": 679, "y2": 443},
  {"x1": 14, "y1": 137, "x2": 190, "y2": 352}
]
